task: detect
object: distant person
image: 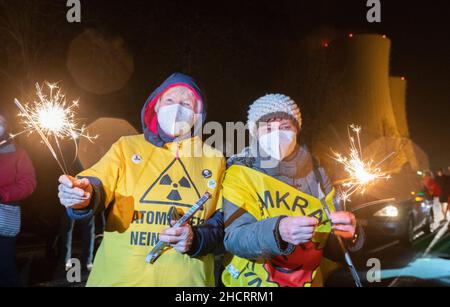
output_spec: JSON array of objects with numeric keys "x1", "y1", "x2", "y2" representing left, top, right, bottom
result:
[
  {"x1": 422, "y1": 171, "x2": 443, "y2": 224},
  {"x1": 0, "y1": 108, "x2": 37, "y2": 287},
  {"x1": 422, "y1": 171, "x2": 441, "y2": 200},
  {"x1": 436, "y1": 169, "x2": 450, "y2": 220}
]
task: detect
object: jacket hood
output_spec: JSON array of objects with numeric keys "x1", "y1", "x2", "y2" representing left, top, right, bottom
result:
[{"x1": 141, "y1": 73, "x2": 206, "y2": 147}]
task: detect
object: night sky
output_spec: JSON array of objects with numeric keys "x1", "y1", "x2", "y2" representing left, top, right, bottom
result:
[
  {"x1": 0, "y1": 0, "x2": 449, "y2": 228},
  {"x1": 84, "y1": 0, "x2": 450, "y2": 168}
]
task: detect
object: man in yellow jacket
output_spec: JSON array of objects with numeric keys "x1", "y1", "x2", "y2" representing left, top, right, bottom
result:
[{"x1": 57, "y1": 73, "x2": 225, "y2": 286}]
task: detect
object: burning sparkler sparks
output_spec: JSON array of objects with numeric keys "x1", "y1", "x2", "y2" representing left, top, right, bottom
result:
[
  {"x1": 332, "y1": 124, "x2": 394, "y2": 207},
  {"x1": 13, "y1": 82, "x2": 96, "y2": 174}
]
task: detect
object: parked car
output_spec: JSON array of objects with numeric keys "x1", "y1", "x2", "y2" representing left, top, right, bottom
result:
[{"x1": 353, "y1": 193, "x2": 434, "y2": 246}]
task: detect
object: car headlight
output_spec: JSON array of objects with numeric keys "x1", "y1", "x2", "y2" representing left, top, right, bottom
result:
[{"x1": 374, "y1": 205, "x2": 399, "y2": 217}]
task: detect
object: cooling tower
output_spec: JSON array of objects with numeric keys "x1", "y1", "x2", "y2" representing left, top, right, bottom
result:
[
  {"x1": 389, "y1": 77, "x2": 409, "y2": 137},
  {"x1": 362, "y1": 75, "x2": 430, "y2": 200},
  {"x1": 312, "y1": 34, "x2": 401, "y2": 176},
  {"x1": 326, "y1": 34, "x2": 399, "y2": 138},
  {"x1": 386, "y1": 76, "x2": 429, "y2": 172},
  {"x1": 307, "y1": 34, "x2": 431, "y2": 201}
]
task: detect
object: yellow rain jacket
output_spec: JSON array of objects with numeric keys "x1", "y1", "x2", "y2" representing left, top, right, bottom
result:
[
  {"x1": 69, "y1": 73, "x2": 225, "y2": 286},
  {"x1": 221, "y1": 164, "x2": 336, "y2": 287}
]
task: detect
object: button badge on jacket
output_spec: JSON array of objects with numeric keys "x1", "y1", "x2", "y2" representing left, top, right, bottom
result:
[
  {"x1": 132, "y1": 154, "x2": 143, "y2": 164},
  {"x1": 202, "y1": 169, "x2": 212, "y2": 178},
  {"x1": 207, "y1": 179, "x2": 217, "y2": 189}
]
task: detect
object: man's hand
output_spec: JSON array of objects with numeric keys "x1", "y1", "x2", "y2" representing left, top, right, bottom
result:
[
  {"x1": 58, "y1": 175, "x2": 93, "y2": 210},
  {"x1": 278, "y1": 216, "x2": 318, "y2": 245},
  {"x1": 331, "y1": 211, "x2": 356, "y2": 239},
  {"x1": 159, "y1": 221, "x2": 194, "y2": 253}
]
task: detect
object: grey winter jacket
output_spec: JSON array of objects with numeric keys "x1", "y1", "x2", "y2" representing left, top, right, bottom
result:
[{"x1": 223, "y1": 144, "x2": 364, "y2": 261}]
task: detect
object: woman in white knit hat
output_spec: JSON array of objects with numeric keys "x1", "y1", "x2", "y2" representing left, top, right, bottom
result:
[{"x1": 221, "y1": 94, "x2": 361, "y2": 287}]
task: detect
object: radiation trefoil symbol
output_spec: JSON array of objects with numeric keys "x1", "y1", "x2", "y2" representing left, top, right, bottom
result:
[{"x1": 140, "y1": 158, "x2": 201, "y2": 208}]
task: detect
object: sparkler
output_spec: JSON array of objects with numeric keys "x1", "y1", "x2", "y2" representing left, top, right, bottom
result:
[
  {"x1": 316, "y1": 125, "x2": 394, "y2": 287},
  {"x1": 332, "y1": 125, "x2": 394, "y2": 208},
  {"x1": 13, "y1": 82, "x2": 96, "y2": 174}
]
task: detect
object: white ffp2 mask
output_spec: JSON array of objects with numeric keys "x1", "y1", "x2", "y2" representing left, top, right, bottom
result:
[
  {"x1": 157, "y1": 104, "x2": 195, "y2": 137},
  {"x1": 258, "y1": 130, "x2": 297, "y2": 161}
]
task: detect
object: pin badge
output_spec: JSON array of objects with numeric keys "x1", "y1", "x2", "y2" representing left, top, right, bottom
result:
[
  {"x1": 202, "y1": 169, "x2": 212, "y2": 178},
  {"x1": 132, "y1": 154, "x2": 142, "y2": 164},
  {"x1": 207, "y1": 179, "x2": 217, "y2": 189}
]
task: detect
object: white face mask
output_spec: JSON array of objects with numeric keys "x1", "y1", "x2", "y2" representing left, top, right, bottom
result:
[
  {"x1": 0, "y1": 125, "x2": 5, "y2": 137},
  {"x1": 157, "y1": 104, "x2": 195, "y2": 137},
  {"x1": 258, "y1": 130, "x2": 297, "y2": 161}
]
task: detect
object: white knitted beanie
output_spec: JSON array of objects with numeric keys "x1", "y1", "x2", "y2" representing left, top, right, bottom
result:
[{"x1": 247, "y1": 94, "x2": 302, "y2": 134}]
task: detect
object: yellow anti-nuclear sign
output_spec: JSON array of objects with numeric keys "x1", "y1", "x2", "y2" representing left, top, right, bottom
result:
[{"x1": 140, "y1": 158, "x2": 202, "y2": 208}]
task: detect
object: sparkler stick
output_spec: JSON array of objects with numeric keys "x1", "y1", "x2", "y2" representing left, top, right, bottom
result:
[
  {"x1": 315, "y1": 166, "x2": 363, "y2": 287},
  {"x1": 320, "y1": 196, "x2": 363, "y2": 287},
  {"x1": 1, "y1": 131, "x2": 30, "y2": 150},
  {"x1": 54, "y1": 135, "x2": 69, "y2": 174},
  {"x1": 423, "y1": 220, "x2": 449, "y2": 256}
]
